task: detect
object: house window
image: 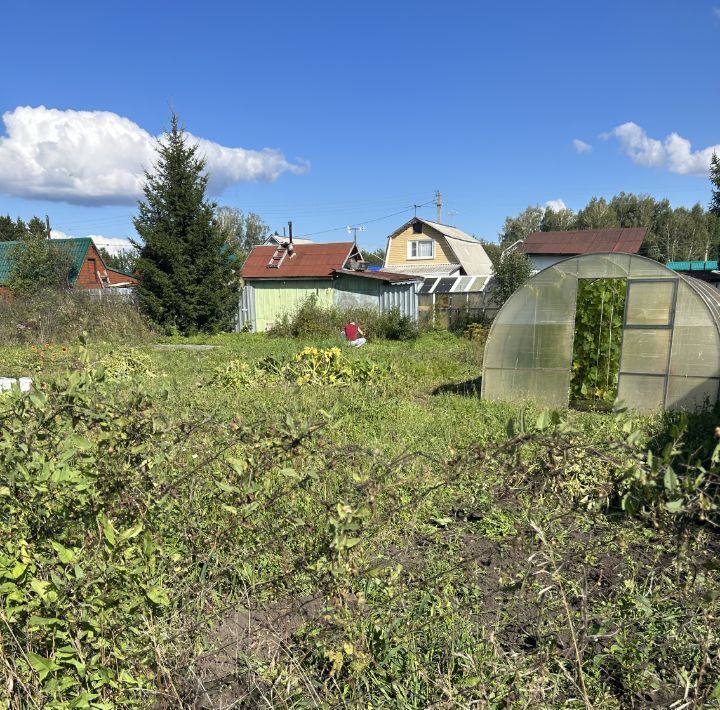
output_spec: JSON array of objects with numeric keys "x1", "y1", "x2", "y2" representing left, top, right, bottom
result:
[
  {"x1": 408, "y1": 240, "x2": 435, "y2": 259},
  {"x1": 412, "y1": 222, "x2": 423, "y2": 234}
]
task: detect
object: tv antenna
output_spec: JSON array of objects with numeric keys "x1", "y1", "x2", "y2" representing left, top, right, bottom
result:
[
  {"x1": 447, "y1": 209, "x2": 459, "y2": 226},
  {"x1": 347, "y1": 225, "x2": 365, "y2": 245}
]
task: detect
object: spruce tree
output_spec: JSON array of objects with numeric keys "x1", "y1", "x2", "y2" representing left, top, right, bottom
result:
[
  {"x1": 133, "y1": 115, "x2": 238, "y2": 334},
  {"x1": 710, "y1": 152, "x2": 720, "y2": 217}
]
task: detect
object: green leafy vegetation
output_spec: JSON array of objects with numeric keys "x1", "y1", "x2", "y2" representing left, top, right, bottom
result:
[
  {"x1": 97, "y1": 247, "x2": 138, "y2": 275},
  {"x1": 214, "y1": 206, "x2": 270, "y2": 265},
  {"x1": 211, "y1": 346, "x2": 388, "y2": 389},
  {"x1": 0, "y1": 215, "x2": 49, "y2": 242},
  {"x1": 133, "y1": 114, "x2": 239, "y2": 335},
  {"x1": 1, "y1": 332, "x2": 719, "y2": 707},
  {"x1": 0, "y1": 291, "x2": 153, "y2": 346},
  {"x1": 711, "y1": 151, "x2": 720, "y2": 217},
  {"x1": 570, "y1": 278, "x2": 626, "y2": 404},
  {"x1": 490, "y1": 249, "x2": 532, "y2": 305},
  {"x1": 7, "y1": 236, "x2": 75, "y2": 297},
  {"x1": 269, "y1": 295, "x2": 419, "y2": 341}
]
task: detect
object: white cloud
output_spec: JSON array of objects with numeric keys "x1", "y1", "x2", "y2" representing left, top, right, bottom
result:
[
  {"x1": 0, "y1": 106, "x2": 308, "y2": 206},
  {"x1": 51, "y1": 229, "x2": 135, "y2": 255},
  {"x1": 544, "y1": 199, "x2": 568, "y2": 212},
  {"x1": 572, "y1": 138, "x2": 592, "y2": 154},
  {"x1": 603, "y1": 121, "x2": 720, "y2": 175}
]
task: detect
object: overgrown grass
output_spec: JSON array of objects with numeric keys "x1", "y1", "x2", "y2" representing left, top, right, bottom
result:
[
  {"x1": 1, "y1": 332, "x2": 719, "y2": 708},
  {"x1": 0, "y1": 290, "x2": 154, "y2": 346}
]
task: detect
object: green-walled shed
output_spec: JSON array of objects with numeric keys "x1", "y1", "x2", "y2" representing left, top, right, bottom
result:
[{"x1": 239, "y1": 241, "x2": 420, "y2": 332}]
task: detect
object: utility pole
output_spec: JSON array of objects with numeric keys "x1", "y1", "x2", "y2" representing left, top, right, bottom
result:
[{"x1": 434, "y1": 190, "x2": 442, "y2": 224}]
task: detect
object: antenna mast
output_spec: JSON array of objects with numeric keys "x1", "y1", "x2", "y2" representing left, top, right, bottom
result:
[{"x1": 347, "y1": 225, "x2": 365, "y2": 246}]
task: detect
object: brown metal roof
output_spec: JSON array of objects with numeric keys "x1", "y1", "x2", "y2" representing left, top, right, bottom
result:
[
  {"x1": 519, "y1": 228, "x2": 647, "y2": 255},
  {"x1": 241, "y1": 242, "x2": 356, "y2": 279},
  {"x1": 336, "y1": 269, "x2": 420, "y2": 283}
]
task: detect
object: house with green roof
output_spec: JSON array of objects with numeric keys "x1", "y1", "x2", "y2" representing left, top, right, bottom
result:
[{"x1": 0, "y1": 238, "x2": 138, "y2": 294}]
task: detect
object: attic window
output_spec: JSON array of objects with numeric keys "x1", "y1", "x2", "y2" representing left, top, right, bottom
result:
[
  {"x1": 412, "y1": 222, "x2": 423, "y2": 234},
  {"x1": 408, "y1": 240, "x2": 434, "y2": 259}
]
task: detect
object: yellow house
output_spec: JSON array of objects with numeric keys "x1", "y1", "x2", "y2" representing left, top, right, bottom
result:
[{"x1": 382, "y1": 217, "x2": 493, "y2": 277}]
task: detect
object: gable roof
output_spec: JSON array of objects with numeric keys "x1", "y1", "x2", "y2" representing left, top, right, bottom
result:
[
  {"x1": 519, "y1": 228, "x2": 647, "y2": 256},
  {"x1": 0, "y1": 237, "x2": 94, "y2": 286},
  {"x1": 241, "y1": 242, "x2": 359, "y2": 279},
  {"x1": 387, "y1": 217, "x2": 480, "y2": 244},
  {"x1": 335, "y1": 269, "x2": 420, "y2": 283},
  {"x1": 386, "y1": 217, "x2": 493, "y2": 276}
]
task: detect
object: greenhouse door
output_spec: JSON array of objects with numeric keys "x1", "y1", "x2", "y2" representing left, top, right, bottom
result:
[
  {"x1": 570, "y1": 278, "x2": 626, "y2": 407},
  {"x1": 616, "y1": 279, "x2": 678, "y2": 411}
]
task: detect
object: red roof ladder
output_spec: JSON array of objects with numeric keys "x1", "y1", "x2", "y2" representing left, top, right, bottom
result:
[{"x1": 266, "y1": 244, "x2": 288, "y2": 269}]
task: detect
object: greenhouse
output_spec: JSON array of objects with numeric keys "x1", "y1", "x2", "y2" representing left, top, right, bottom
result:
[{"x1": 481, "y1": 253, "x2": 720, "y2": 412}]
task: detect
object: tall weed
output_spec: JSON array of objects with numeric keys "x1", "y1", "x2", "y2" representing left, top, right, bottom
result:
[{"x1": 0, "y1": 290, "x2": 153, "y2": 345}]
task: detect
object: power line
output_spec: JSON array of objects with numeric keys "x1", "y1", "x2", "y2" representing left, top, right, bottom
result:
[
  {"x1": 53, "y1": 195, "x2": 438, "y2": 241},
  {"x1": 295, "y1": 200, "x2": 434, "y2": 238}
]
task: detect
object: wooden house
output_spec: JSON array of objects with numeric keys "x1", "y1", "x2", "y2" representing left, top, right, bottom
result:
[
  {"x1": 0, "y1": 238, "x2": 138, "y2": 295},
  {"x1": 382, "y1": 217, "x2": 493, "y2": 278}
]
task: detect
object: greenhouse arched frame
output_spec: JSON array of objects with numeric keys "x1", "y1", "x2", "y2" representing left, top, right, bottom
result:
[{"x1": 481, "y1": 253, "x2": 720, "y2": 412}]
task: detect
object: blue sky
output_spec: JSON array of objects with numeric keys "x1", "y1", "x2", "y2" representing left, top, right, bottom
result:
[{"x1": 1, "y1": 0, "x2": 718, "y2": 252}]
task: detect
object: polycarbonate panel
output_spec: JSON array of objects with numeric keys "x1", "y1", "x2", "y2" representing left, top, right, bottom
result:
[
  {"x1": 435, "y1": 278, "x2": 456, "y2": 293},
  {"x1": 692, "y1": 279, "x2": 720, "y2": 319},
  {"x1": 454, "y1": 276, "x2": 473, "y2": 292},
  {"x1": 491, "y1": 267, "x2": 577, "y2": 325},
  {"x1": 467, "y1": 293, "x2": 484, "y2": 309},
  {"x1": 627, "y1": 257, "x2": 677, "y2": 279},
  {"x1": 482, "y1": 369, "x2": 571, "y2": 408},
  {"x1": 625, "y1": 281, "x2": 676, "y2": 326},
  {"x1": 666, "y1": 376, "x2": 719, "y2": 411},
  {"x1": 484, "y1": 269, "x2": 576, "y2": 354},
  {"x1": 575, "y1": 253, "x2": 632, "y2": 279},
  {"x1": 469, "y1": 276, "x2": 489, "y2": 292},
  {"x1": 448, "y1": 293, "x2": 467, "y2": 309},
  {"x1": 419, "y1": 279, "x2": 436, "y2": 294},
  {"x1": 669, "y1": 281, "x2": 720, "y2": 377},
  {"x1": 484, "y1": 323, "x2": 574, "y2": 369},
  {"x1": 616, "y1": 374, "x2": 666, "y2": 411},
  {"x1": 620, "y1": 329, "x2": 671, "y2": 374}
]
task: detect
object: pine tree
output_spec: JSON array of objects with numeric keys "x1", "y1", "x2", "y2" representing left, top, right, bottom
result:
[
  {"x1": 710, "y1": 152, "x2": 720, "y2": 217},
  {"x1": 133, "y1": 115, "x2": 238, "y2": 334}
]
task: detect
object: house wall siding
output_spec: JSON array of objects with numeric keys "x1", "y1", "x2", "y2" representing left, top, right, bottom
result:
[
  {"x1": 75, "y1": 244, "x2": 138, "y2": 288},
  {"x1": 385, "y1": 224, "x2": 456, "y2": 267},
  {"x1": 245, "y1": 279, "x2": 334, "y2": 332},
  {"x1": 332, "y1": 274, "x2": 383, "y2": 310}
]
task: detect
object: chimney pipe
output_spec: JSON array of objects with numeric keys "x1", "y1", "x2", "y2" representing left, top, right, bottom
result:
[{"x1": 288, "y1": 220, "x2": 293, "y2": 244}]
